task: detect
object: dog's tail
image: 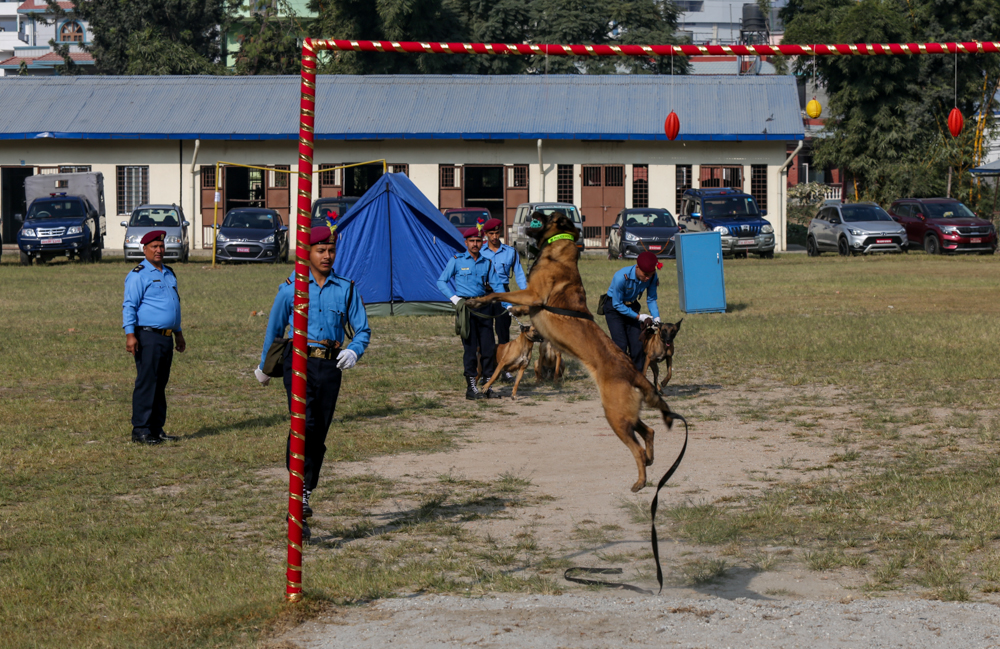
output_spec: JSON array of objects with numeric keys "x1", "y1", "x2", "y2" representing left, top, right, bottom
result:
[{"x1": 634, "y1": 373, "x2": 674, "y2": 430}]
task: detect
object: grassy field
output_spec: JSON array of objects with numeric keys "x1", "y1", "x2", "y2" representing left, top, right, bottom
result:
[{"x1": 2, "y1": 250, "x2": 1000, "y2": 647}]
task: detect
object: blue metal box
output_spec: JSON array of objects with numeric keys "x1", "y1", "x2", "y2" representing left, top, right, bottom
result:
[{"x1": 675, "y1": 231, "x2": 727, "y2": 314}]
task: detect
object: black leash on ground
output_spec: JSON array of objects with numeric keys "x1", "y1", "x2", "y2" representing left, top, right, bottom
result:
[{"x1": 562, "y1": 412, "x2": 689, "y2": 596}]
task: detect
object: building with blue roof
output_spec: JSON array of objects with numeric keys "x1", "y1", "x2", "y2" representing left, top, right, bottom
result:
[{"x1": 0, "y1": 74, "x2": 804, "y2": 251}]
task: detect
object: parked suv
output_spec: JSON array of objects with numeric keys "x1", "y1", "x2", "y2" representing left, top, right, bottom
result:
[
  {"x1": 807, "y1": 202, "x2": 907, "y2": 256},
  {"x1": 888, "y1": 198, "x2": 996, "y2": 255},
  {"x1": 510, "y1": 202, "x2": 585, "y2": 256},
  {"x1": 122, "y1": 204, "x2": 190, "y2": 262},
  {"x1": 16, "y1": 172, "x2": 106, "y2": 265},
  {"x1": 677, "y1": 188, "x2": 775, "y2": 258}
]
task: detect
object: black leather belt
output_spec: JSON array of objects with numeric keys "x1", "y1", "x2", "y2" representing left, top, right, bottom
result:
[{"x1": 139, "y1": 327, "x2": 173, "y2": 336}]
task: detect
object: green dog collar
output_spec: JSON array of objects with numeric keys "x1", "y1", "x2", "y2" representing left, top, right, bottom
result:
[{"x1": 547, "y1": 233, "x2": 576, "y2": 244}]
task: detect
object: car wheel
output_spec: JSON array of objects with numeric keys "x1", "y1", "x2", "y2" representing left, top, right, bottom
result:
[
  {"x1": 19, "y1": 251, "x2": 31, "y2": 266},
  {"x1": 924, "y1": 234, "x2": 940, "y2": 255},
  {"x1": 806, "y1": 236, "x2": 820, "y2": 257},
  {"x1": 759, "y1": 251, "x2": 774, "y2": 259},
  {"x1": 92, "y1": 237, "x2": 103, "y2": 262},
  {"x1": 838, "y1": 237, "x2": 851, "y2": 257},
  {"x1": 607, "y1": 247, "x2": 615, "y2": 260}
]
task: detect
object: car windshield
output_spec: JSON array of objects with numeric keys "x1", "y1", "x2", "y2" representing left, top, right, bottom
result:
[
  {"x1": 537, "y1": 206, "x2": 583, "y2": 223},
  {"x1": 27, "y1": 199, "x2": 85, "y2": 219},
  {"x1": 446, "y1": 210, "x2": 490, "y2": 228},
  {"x1": 129, "y1": 208, "x2": 180, "y2": 227},
  {"x1": 841, "y1": 205, "x2": 893, "y2": 222},
  {"x1": 223, "y1": 211, "x2": 275, "y2": 229},
  {"x1": 623, "y1": 210, "x2": 676, "y2": 228},
  {"x1": 701, "y1": 197, "x2": 759, "y2": 218},
  {"x1": 922, "y1": 202, "x2": 976, "y2": 219}
]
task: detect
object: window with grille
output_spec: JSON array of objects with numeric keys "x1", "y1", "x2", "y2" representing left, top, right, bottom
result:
[
  {"x1": 59, "y1": 21, "x2": 84, "y2": 42},
  {"x1": 675, "y1": 165, "x2": 692, "y2": 213},
  {"x1": 751, "y1": 165, "x2": 768, "y2": 212},
  {"x1": 582, "y1": 166, "x2": 602, "y2": 187},
  {"x1": 391, "y1": 164, "x2": 409, "y2": 176},
  {"x1": 59, "y1": 165, "x2": 91, "y2": 173},
  {"x1": 557, "y1": 165, "x2": 574, "y2": 203},
  {"x1": 632, "y1": 164, "x2": 649, "y2": 208},
  {"x1": 509, "y1": 165, "x2": 528, "y2": 188},
  {"x1": 605, "y1": 166, "x2": 624, "y2": 187},
  {"x1": 270, "y1": 165, "x2": 289, "y2": 188},
  {"x1": 441, "y1": 166, "x2": 458, "y2": 188},
  {"x1": 202, "y1": 165, "x2": 216, "y2": 189},
  {"x1": 319, "y1": 164, "x2": 339, "y2": 187},
  {"x1": 116, "y1": 166, "x2": 148, "y2": 215}
]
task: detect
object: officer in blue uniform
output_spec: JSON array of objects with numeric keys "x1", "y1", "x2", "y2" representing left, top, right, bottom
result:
[
  {"x1": 480, "y1": 217, "x2": 528, "y2": 347},
  {"x1": 604, "y1": 251, "x2": 660, "y2": 370},
  {"x1": 123, "y1": 230, "x2": 186, "y2": 445},
  {"x1": 255, "y1": 225, "x2": 370, "y2": 521},
  {"x1": 437, "y1": 226, "x2": 504, "y2": 400}
]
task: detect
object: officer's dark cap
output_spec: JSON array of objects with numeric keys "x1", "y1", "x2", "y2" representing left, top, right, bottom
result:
[{"x1": 140, "y1": 230, "x2": 166, "y2": 245}]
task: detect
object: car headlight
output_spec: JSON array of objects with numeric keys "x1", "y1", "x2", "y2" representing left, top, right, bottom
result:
[
  {"x1": 21, "y1": 228, "x2": 35, "y2": 237},
  {"x1": 940, "y1": 225, "x2": 959, "y2": 234},
  {"x1": 624, "y1": 231, "x2": 639, "y2": 242},
  {"x1": 761, "y1": 224, "x2": 774, "y2": 234},
  {"x1": 216, "y1": 233, "x2": 229, "y2": 243},
  {"x1": 261, "y1": 234, "x2": 275, "y2": 244},
  {"x1": 713, "y1": 226, "x2": 729, "y2": 235},
  {"x1": 848, "y1": 228, "x2": 865, "y2": 236},
  {"x1": 165, "y1": 235, "x2": 181, "y2": 244},
  {"x1": 125, "y1": 234, "x2": 142, "y2": 244},
  {"x1": 67, "y1": 226, "x2": 83, "y2": 235}
]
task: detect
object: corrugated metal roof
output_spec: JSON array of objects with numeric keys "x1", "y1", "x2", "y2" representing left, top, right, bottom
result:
[{"x1": 0, "y1": 74, "x2": 803, "y2": 141}]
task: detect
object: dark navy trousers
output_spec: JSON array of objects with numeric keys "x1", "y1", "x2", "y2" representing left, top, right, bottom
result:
[
  {"x1": 494, "y1": 287, "x2": 512, "y2": 345},
  {"x1": 283, "y1": 346, "x2": 342, "y2": 492},
  {"x1": 131, "y1": 329, "x2": 174, "y2": 436},
  {"x1": 605, "y1": 308, "x2": 644, "y2": 370},
  {"x1": 463, "y1": 310, "x2": 497, "y2": 379}
]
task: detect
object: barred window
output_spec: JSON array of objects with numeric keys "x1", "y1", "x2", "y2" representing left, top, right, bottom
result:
[
  {"x1": 441, "y1": 165, "x2": 460, "y2": 189},
  {"x1": 319, "y1": 164, "x2": 339, "y2": 187},
  {"x1": 270, "y1": 165, "x2": 289, "y2": 188},
  {"x1": 116, "y1": 165, "x2": 148, "y2": 215},
  {"x1": 391, "y1": 164, "x2": 409, "y2": 176},
  {"x1": 632, "y1": 164, "x2": 649, "y2": 208},
  {"x1": 751, "y1": 164, "x2": 768, "y2": 212},
  {"x1": 201, "y1": 166, "x2": 216, "y2": 189},
  {"x1": 675, "y1": 164, "x2": 692, "y2": 213},
  {"x1": 557, "y1": 164, "x2": 574, "y2": 203},
  {"x1": 509, "y1": 165, "x2": 528, "y2": 188},
  {"x1": 605, "y1": 165, "x2": 624, "y2": 187}
]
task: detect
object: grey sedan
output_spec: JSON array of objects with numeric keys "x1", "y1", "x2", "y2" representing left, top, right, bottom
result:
[
  {"x1": 123, "y1": 204, "x2": 190, "y2": 262},
  {"x1": 807, "y1": 203, "x2": 908, "y2": 256}
]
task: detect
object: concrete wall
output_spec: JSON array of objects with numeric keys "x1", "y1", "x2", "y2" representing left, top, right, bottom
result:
[{"x1": 0, "y1": 137, "x2": 793, "y2": 252}]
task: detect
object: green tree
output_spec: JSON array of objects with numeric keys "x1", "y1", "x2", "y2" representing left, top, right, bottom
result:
[
  {"x1": 233, "y1": 0, "x2": 306, "y2": 75},
  {"x1": 48, "y1": 0, "x2": 227, "y2": 74},
  {"x1": 782, "y1": 0, "x2": 1000, "y2": 209}
]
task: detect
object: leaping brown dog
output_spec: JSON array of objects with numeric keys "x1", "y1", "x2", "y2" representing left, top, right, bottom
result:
[
  {"x1": 467, "y1": 211, "x2": 675, "y2": 492},
  {"x1": 480, "y1": 324, "x2": 544, "y2": 399},
  {"x1": 641, "y1": 319, "x2": 683, "y2": 394}
]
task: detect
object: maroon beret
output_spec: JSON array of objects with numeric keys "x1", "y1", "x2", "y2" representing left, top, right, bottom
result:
[
  {"x1": 482, "y1": 218, "x2": 502, "y2": 232},
  {"x1": 463, "y1": 227, "x2": 483, "y2": 239},
  {"x1": 309, "y1": 226, "x2": 335, "y2": 245},
  {"x1": 637, "y1": 251, "x2": 658, "y2": 273},
  {"x1": 140, "y1": 230, "x2": 166, "y2": 245}
]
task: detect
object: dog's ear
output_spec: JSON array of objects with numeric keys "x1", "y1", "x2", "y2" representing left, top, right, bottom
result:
[
  {"x1": 552, "y1": 214, "x2": 578, "y2": 236},
  {"x1": 675, "y1": 318, "x2": 683, "y2": 330}
]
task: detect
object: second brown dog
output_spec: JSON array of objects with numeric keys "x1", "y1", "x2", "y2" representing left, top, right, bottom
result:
[
  {"x1": 534, "y1": 340, "x2": 563, "y2": 384},
  {"x1": 640, "y1": 319, "x2": 682, "y2": 393},
  {"x1": 480, "y1": 324, "x2": 544, "y2": 399}
]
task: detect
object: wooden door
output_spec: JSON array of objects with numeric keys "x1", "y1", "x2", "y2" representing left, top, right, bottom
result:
[
  {"x1": 580, "y1": 165, "x2": 625, "y2": 247},
  {"x1": 200, "y1": 165, "x2": 223, "y2": 248},
  {"x1": 266, "y1": 165, "x2": 290, "y2": 221},
  {"x1": 319, "y1": 164, "x2": 342, "y2": 198},
  {"x1": 504, "y1": 165, "x2": 529, "y2": 235},
  {"x1": 438, "y1": 165, "x2": 463, "y2": 212}
]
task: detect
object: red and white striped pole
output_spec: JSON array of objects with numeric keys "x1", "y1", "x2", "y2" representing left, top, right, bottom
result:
[{"x1": 286, "y1": 38, "x2": 318, "y2": 603}]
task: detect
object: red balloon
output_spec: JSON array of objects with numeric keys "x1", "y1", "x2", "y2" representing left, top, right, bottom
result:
[
  {"x1": 664, "y1": 111, "x2": 680, "y2": 141},
  {"x1": 948, "y1": 107, "x2": 963, "y2": 138}
]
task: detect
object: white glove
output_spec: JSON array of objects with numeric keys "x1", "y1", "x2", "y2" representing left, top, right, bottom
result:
[
  {"x1": 638, "y1": 313, "x2": 652, "y2": 323},
  {"x1": 336, "y1": 349, "x2": 358, "y2": 370},
  {"x1": 254, "y1": 367, "x2": 271, "y2": 386},
  {"x1": 449, "y1": 295, "x2": 460, "y2": 305},
  {"x1": 653, "y1": 317, "x2": 661, "y2": 324}
]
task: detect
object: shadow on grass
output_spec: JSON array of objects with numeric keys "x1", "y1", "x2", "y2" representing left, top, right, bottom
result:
[
  {"x1": 660, "y1": 384, "x2": 723, "y2": 398},
  {"x1": 727, "y1": 302, "x2": 749, "y2": 312},
  {"x1": 188, "y1": 413, "x2": 288, "y2": 438}
]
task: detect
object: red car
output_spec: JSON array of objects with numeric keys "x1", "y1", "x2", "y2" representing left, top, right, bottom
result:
[
  {"x1": 443, "y1": 208, "x2": 491, "y2": 235},
  {"x1": 888, "y1": 198, "x2": 997, "y2": 255}
]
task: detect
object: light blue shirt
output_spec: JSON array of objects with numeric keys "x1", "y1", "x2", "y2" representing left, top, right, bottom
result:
[
  {"x1": 436, "y1": 251, "x2": 504, "y2": 300},
  {"x1": 481, "y1": 243, "x2": 528, "y2": 290},
  {"x1": 260, "y1": 270, "x2": 371, "y2": 366},
  {"x1": 607, "y1": 265, "x2": 660, "y2": 320},
  {"x1": 122, "y1": 259, "x2": 182, "y2": 334}
]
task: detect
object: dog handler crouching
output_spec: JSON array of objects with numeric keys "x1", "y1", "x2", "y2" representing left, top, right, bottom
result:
[
  {"x1": 437, "y1": 226, "x2": 504, "y2": 400},
  {"x1": 254, "y1": 225, "x2": 371, "y2": 522},
  {"x1": 604, "y1": 250, "x2": 661, "y2": 370}
]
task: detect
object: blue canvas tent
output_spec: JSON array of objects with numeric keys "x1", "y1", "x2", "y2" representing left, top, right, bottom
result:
[{"x1": 334, "y1": 173, "x2": 466, "y2": 316}]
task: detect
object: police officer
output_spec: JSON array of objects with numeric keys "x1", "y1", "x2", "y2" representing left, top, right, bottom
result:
[
  {"x1": 605, "y1": 250, "x2": 661, "y2": 370},
  {"x1": 255, "y1": 225, "x2": 370, "y2": 522},
  {"x1": 437, "y1": 226, "x2": 504, "y2": 400},
  {"x1": 480, "y1": 217, "x2": 528, "y2": 342},
  {"x1": 123, "y1": 230, "x2": 186, "y2": 445}
]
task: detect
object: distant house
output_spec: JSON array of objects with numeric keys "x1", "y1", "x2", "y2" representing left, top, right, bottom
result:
[
  {"x1": 0, "y1": 0, "x2": 94, "y2": 75},
  {"x1": 225, "y1": 0, "x2": 314, "y2": 69}
]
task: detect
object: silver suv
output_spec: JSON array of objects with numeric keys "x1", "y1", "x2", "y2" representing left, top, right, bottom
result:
[
  {"x1": 807, "y1": 203, "x2": 907, "y2": 256},
  {"x1": 509, "y1": 202, "x2": 585, "y2": 257},
  {"x1": 122, "y1": 204, "x2": 190, "y2": 262}
]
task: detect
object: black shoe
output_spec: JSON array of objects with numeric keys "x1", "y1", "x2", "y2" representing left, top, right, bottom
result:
[
  {"x1": 482, "y1": 387, "x2": 502, "y2": 399},
  {"x1": 156, "y1": 431, "x2": 180, "y2": 442},
  {"x1": 302, "y1": 489, "x2": 313, "y2": 519},
  {"x1": 131, "y1": 432, "x2": 161, "y2": 445},
  {"x1": 465, "y1": 376, "x2": 480, "y2": 400},
  {"x1": 499, "y1": 372, "x2": 515, "y2": 384},
  {"x1": 302, "y1": 520, "x2": 311, "y2": 542}
]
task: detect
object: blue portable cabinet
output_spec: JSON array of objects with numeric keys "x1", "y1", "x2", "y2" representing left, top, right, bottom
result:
[{"x1": 675, "y1": 231, "x2": 727, "y2": 314}]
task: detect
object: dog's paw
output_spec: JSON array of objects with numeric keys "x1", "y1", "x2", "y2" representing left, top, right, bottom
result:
[
  {"x1": 630, "y1": 479, "x2": 646, "y2": 493},
  {"x1": 509, "y1": 306, "x2": 530, "y2": 317}
]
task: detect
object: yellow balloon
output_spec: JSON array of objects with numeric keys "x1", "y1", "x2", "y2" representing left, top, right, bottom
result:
[{"x1": 806, "y1": 98, "x2": 822, "y2": 119}]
